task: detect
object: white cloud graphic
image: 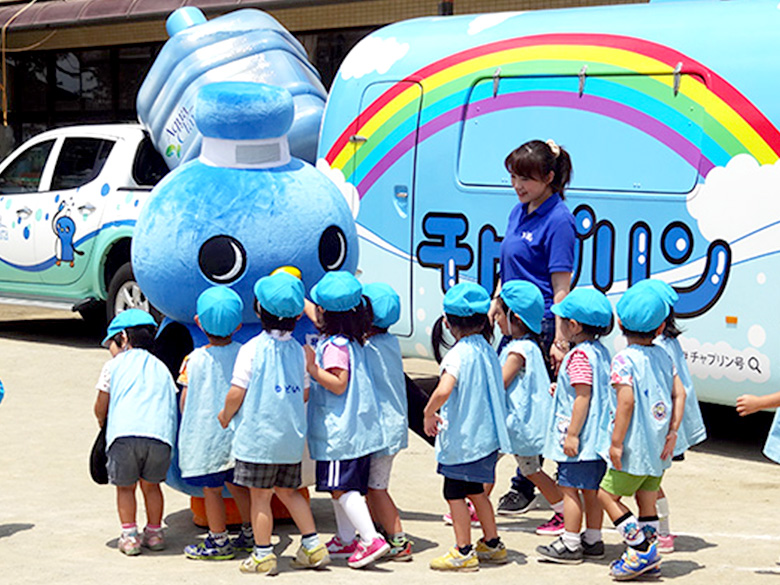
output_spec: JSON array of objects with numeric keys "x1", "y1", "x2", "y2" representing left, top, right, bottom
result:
[
  {"x1": 316, "y1": 159, "x2": 359, "y2": 218},
  {"x1": 681, "y1": 335, "x2": 769, "y2": 384},
  {"x1": 467, "y1": 13, "x2": 523, "y2": 35},
  {"x1": 687, "y1": 154, "x2": 780, "y2": 242},
  {"x1": 339, "y1": 36, "x2": 409, "y2": 81}
]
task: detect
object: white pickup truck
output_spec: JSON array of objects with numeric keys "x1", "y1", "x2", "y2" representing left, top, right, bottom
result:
[{"x1": 0, "y1": 123, "x2": 168, "y2": 324}]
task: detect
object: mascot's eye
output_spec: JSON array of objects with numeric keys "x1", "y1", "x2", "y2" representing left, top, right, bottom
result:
[
  {"x1": 319, "y1": 225, "x2": 347, "y2": 271},
  {"x1": 198, "y1": 235, "x2": 247, "y2": 284}
]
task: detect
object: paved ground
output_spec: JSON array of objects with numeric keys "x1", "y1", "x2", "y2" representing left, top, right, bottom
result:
[{"x1": 2, "y1": 305, "x2": 780, "y2": 584}]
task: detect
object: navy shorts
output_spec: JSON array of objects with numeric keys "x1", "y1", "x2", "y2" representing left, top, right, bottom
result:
[
  {"x1": 557, "y1": 459, "x2": 607, "y2": 491},
  {"x1": 316, "y1": 455, "x2": 371, "y2": 495},
  {"x1": 184, "y1": 468, "x2": 235, "y2": 488},
  {"x1": 437, "y1": 450, "x2": 498, "y2": 484}
]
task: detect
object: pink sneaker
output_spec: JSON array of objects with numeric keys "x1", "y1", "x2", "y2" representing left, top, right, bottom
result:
[
  {"x1": 326, "y1": 535, "x2": 359, "y2": 559},
  {"x1": 657, "y1": 534, "x2": 675, "y2": 554},
  {"x1": 535, "y1": 512, "x2": 565, "y2": 536},
  {"x1": 442, "y1": 500, "x2": 480, "y2": 527},
  {"x1": 347, "y1": 536, "x2": 390, "y2": 568}
]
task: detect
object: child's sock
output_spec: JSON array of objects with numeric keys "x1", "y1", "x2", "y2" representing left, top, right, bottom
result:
[
  {"x1": 339, "y1": 491, "x2": 380, "y2": 544},
  {"x1": 332, "y1": 498, "x2": 357, "y2": 543},
  {"x1": 614, "y1": 512, "x2": 648, "y2": 551},
  {"x1": 582, "y1": 528, "x2": 602, "y2": 545},
  {"x1": 656, "y1": 497, "x2": 671, "y2": 537},
  {"x1": 562, "y1": 530, "x2": 581, "y2": 551},
  {"x1": 210, "y1": 530, "x2": 229, "y2": 546},
  {"x1": 638, "y1": 516, "x2": 660, "y2": 543},
  {"x1": 390, "y1": 532, "x2": 407, "y2": 545},
  {"x1": 458, "y1": 544, "x2": 473, "y2": 555},
  {"x1": 484, "y1": 536, "x2": 501, "y2": 549},
  {"x1": 551, "y1": 500, "x2": 565, "y2": 515},
  {"x1": 121, "y1": 523, "x2": 138, "y2": 537},
  {"x1": 254, "y1": 544, "x2": 273, "y2": 558},
  {"x1": 301, "y1": 533, "x2": 321, "y2": 550},
  {"x1": 145, "y1": 523, "x2": 162, "y2": 534},
  {"x1": 241, "y1": 522, "x2": 254, "y2": 538}
]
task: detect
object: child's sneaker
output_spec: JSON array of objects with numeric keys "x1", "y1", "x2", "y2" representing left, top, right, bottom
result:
[
  {"x1": 291, "y1": 543, "x2": 331, "y2": 569},
  {"x1": 535, "y1": 512, "x2": 565, "y2": 536},
  {"x1": 184, "y1": 535, "x2": 235, "y2": 560},
  {"x1": 609, "y1": 543, "x2": 661, "y2": 581},
  {"x1": 347, "y1": 536, "x2": 390, "y2": 568},
  {"x1": 118, "y1": 533, "x2": 141, "y2": 556},
  {"x1": 430, "y1": 547, "x2": 479, "y2": 572},
  {"x1": 657, "y1": 534, "x2": 675, "y2": 554},
  {"x1": 497, "y1": 490, "x2": 537, "y2": 516},
  {"x1": 582, "y1": 539, "x2": 606, "y2": 559},
  {"x1": 387, "y1": 536, "x2": 413, "y2": 561},
  {"x1": 475, "y1": 537, "x2": 508, "y2": 564},
  {"x1": 442, "y1": 500, "x2": 480, "y2": 527},
  {"x1": 231, "y1": 530, "x2": 254, "y2": 553},
  {"x1": 139, "y1": 527, "x2": 165, "y2": 551},
  {"x1": 536, "y1": 536, "x2": 583, "y2": 564},
  {"x1": 240, "y1": 551, "x2": 278, "y2": 575},
  {"x1": 326, "y1": 535, "x2": 359, "y2": 559}
]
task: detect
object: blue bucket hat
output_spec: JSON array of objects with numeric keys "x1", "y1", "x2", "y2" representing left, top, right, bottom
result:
[
  {"x1": 443, "y1": 282, "x2": 491, "y2": 317},
  {"x1": 254, "y1": 272, "x2": 305, "y2": 318},
  {"x1": 102, "y1": 308, "x2": 157, "y2": 347},
  {"x1": 551, "y1": 288, "x2": 613, "y2": 328},
  {"x1": 197, "y1": 286, "x2": 244, "y2": 337},
  {"x1": 499, "y1": 280, "x2": 544, "y2": 334},
  {"x1": 363, "y1": 282, "x2": 401, "y2": 329},
  {"x1": 632, "y1": 279, "x2": 679, "y2": 309},
  {"x1": 310, "y1": 271, "x2": 363, "y2": 312},
  {"x1": 616, "y1": 283, "x2": 670, "y2": 333}
]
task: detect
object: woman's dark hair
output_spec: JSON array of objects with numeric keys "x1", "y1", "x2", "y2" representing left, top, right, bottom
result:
[
  {"x1": 497, "y1": 297, "x2": 551, "y2": 372},
  {"x1": 581, "y1": 314, "x2": 615, "y2": 339},
  {"x1": 255, "y1": 301, "x2": 297, "y2": 332},
  {"x1": 317, "y1": 296, "x2": 374, "y2": 345},
  {"x1": 662, "y1": 309, "x2": 683, "y2": 339},
  {"x1": 431, "y1": 312, "x2": 492, "y2": 364},
  {"x1": 125, "y1": 324, "x2": 157, "y2": 350},
  {"x1": 504, "y1": 139, "x2": 573, "y2": 198}
]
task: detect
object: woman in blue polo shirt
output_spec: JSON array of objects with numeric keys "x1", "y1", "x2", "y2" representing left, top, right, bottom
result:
[{"x1": 490, "y1": 139, "x2": 576, "y2": 518}]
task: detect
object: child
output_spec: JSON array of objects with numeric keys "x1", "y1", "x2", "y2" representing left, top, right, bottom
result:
[
  {"x1": 178, "y1": 286, "x2": 252, "y2": 560},
  {"x1": 424, "y1": 282, "x2": 512, "y2": 572},
  {"x1": 218, "y1": 272, "x2": 330, "y2": 575},
  {"x1": 93, "y1": 309, "x2": 178, "y2": 556},
  {"x1": 305, "y1": 271, "x2": 391, "y2": 569},
  {"x1": 598, "y1": 284, "x2": 686, "y2": 580},
  {"x1": 638, "y1": 279, "x2": 707, "y2": 554},
  {"x1": 363, "y1": 282, "x2": 412, "y2": 561},
  {"x1": 491, "y1": 280, "x2": 565, "y2": 539},
  {"x1": 537, "y1": 288, "x2": 613, "y2": 564}
]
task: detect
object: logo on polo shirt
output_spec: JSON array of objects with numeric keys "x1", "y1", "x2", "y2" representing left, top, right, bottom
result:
[{"x1": 521, "y1": 230, "x2": 534, "y2": 242}]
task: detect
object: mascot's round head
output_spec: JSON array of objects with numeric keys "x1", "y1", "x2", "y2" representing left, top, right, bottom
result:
[{"x1": 132, "y1": 81, "x2": 358, "y2": 324}]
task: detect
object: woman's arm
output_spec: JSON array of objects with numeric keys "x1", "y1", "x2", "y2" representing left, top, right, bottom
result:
[{"x1": 549, "y1": 271, "x2": 572, "y2": 373}]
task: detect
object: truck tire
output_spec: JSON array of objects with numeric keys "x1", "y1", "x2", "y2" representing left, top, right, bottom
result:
[{"x1": 106, "y1": 263, "x2": 154, "y2": 322}]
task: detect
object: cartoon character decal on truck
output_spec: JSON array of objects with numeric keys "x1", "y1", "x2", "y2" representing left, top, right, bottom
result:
[
  {"x1": 52, "y1": 199, "x2": 84, "y2": 267},
  {"x1": 317, "y1": 2, "x2": 780, "y2": 405}
]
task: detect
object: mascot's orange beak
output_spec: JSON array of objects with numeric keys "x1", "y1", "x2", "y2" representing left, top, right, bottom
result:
[{"x1": 271, "y1": 265, "x2": 302, "y2": 279}]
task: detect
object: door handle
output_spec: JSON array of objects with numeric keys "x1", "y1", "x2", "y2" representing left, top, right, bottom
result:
[
  {"x1": 78, "y1": 203, "x2": 96, "y2": 213},
  {"x1": 15, "y1": 207, "x2": 31, "y2": 218}
]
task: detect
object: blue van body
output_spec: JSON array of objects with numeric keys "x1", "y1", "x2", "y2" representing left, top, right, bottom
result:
[{"x1": 317, "y1": 0, "x2": 780, "y2": 405}]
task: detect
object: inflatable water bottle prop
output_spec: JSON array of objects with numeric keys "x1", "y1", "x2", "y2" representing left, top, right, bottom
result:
[
  {"x1": 137, "y1": 7, "x2": 327, "y2": 169},
  {"x1": 132, "y1": 80, "x2": 358, "y2": 332}
]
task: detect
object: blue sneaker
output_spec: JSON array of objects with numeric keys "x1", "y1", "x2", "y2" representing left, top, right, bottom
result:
[
  {"x1": 609, "y1": 543, "x2": 661, "y2": 581},
  {"x1": 184, "y1": 535, "x2": 235, "y2": 560},
  {"x1": 231, "y1": 530, "x2": 254, "y2": 553}
]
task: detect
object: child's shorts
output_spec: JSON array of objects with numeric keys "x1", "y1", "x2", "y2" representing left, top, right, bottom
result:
[
  {"x1": 600, "y1": 468, "x2": 664, "y2": 497},
  {"x1": 368, "y1": 453, "x2": 396, "y2": 490},
  {"x1": 316, "y1": 455, "x2": 371, "y2": 495},
  {"x1": 443, "y1": 477, "x2": 484, "y2": 500},
  {"x1": 557, "y1": 459, "x2": 607, "y2": 491},
  {"x1": 234, "y1": 461, "x2": 301, "y2": 489},
  {"x1": 184, "y1": 468, "x2": 235, "y2": 488},
  {"x1": 107, "y1": 437, "x2": 171, "y2": 487},
  {"x1": 437, "y1": 450, "x2": 498, "y2": 484}
]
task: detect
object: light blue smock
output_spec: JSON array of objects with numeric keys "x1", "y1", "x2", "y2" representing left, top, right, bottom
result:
[
  {"x1": 544, "y1": 340, "x2": 611, "y2": 463},
  {"x1": 178, "y1": 342, "x2": 242, "y2": 477},
  {"x1": 105, "y1": 349, "x2": 178, "y2": 450},
  {"x1": 655, "y1": 336, "x2": 707, "y2": 455},
  {"x1": 307, "y1": 335, "x2": 386, "y2": 461},
  {"x1": 436, "y1": 335, "x2": 512, "y2": 466},
  {"x1": 500, "y1": 337, "x2": 551, "y2": 456},
  {"x1": 764, "y1": 408, "x2": 780, "y2": 464},
  {"x1": 232, "y1": 332, "x2": 307, "y2": 464},
  {"x1": 599, "y1": 345, "x2": 675, "y2": 477},
  {"x1": 365, "y1": 333, "x2": 408, "y2": 457}
]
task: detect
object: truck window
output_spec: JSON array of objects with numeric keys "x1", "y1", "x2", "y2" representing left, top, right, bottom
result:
[
  {"x1": 50, "y1": 137, "x2": 115, "y2": 190},
  {"x1": 0, "y1": 139, "x2": 55, "y2": 194},
  {"x1": 133, "y1": 135, "x2": 169, "y2": 187},
  {"x1": 458, "y1": 74, "x2": 704, "y2": 194}
]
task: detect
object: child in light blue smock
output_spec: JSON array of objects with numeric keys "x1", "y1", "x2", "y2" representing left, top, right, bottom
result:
[
  {"x1": 598, "y1": 283, "x2": 686, "y2": 580},
  {"x1": 219, "y1": 272, "x2": 329, "y2": 575},
  {"x1": 634, "y1": 279, "x2": 706, "y2": 555},
  {"x1": 537, "y1": 288, "x2": 613, "y2": 564},
  {"x1": 305, "y1": 271, "x2": 390, "y2": 569},
  {"x1": 178, "y1": 286, "x2": 252, "y2": 561},
  {"x1": 363, "y1": 282, "x2": 412, "y2": 561},
  {"x1": 93, "y1": 309, "x2": 178, "y2": 556},
  {"x1": 424, "y1": 282, "x2": 512, "y2": 572}
]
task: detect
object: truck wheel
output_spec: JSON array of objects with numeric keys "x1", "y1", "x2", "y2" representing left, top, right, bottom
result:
[{"x1": 106, "y1": 263, "x2": 154, "y2": 322}]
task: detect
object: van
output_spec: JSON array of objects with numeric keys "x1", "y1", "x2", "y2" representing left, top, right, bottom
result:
[{"x1": 317, "y1": 0, "x2": 780, "y2": 406}]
